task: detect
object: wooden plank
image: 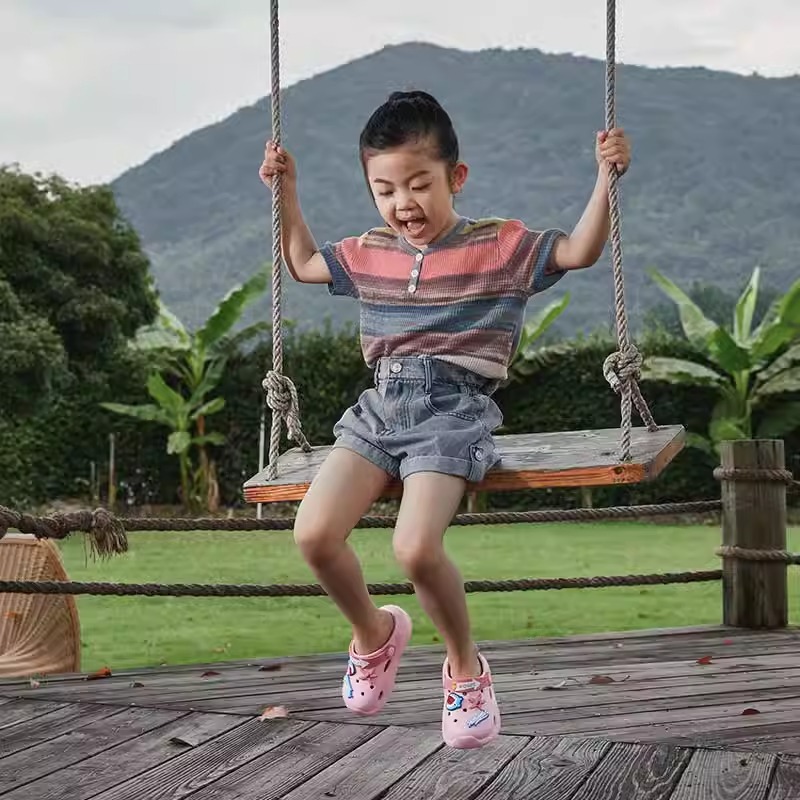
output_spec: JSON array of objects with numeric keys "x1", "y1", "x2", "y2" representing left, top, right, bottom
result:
[
  {"x1": 670, "y1": 748, "x2": 775, "y2": 800},
  {"x1": 1, "y1": 625, "x2": 788, "y2": 690},
  {"x1": 0, "y1": 702, "x2": 122, "y2": 760},
  {"x1": 243, "y1": 425, "x2": 686, "y2": 502},
  {"x1": 768, "y1": 754, "x2": 800, "y2": 799},
  {"x1": 720, "y1": 440, "x2": 788, "y2": 628},
  {"x1": 186, "y1": 724, "x2": 434, "y2": 800},
  {"x1": 0, "y1": 706, "x2": 185, "y2": 794},
  {"x1": 278, "y1": 726, "x2": 443, "y2": 800},
  {"x1": 379, "y1": 734, "x2": 526, "y2": 800},
  {"x1": 0, "y1": 699, "x2": 66, "y2": 730},
  {"x1": 15, "y1": 631, "x2": 800, "y2": 707},
  {"x1": 0, "y1": 712, "x2": 245, "y2": 800},
  {"x1": 477, "y1": 735, "x2": 612, "y2": 800},
  {"x1": 568, "y1": 741, "x2": 692, "y2": 800},
  {"x1": 92, "y1": 718, "x2": 328, "y2": 800}
]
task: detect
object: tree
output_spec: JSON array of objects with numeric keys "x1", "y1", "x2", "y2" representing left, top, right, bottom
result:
[
  {"x1": 101, "y1": 271, "x2": 269, "y2": 511},
  {"x1": 0, "y1": 167, "x2": 158, "y2": 376},
  {"x1": 642, "y1": 266, "x2": 800, "y2": 451}
]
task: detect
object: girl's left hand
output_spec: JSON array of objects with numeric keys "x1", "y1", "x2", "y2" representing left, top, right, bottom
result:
[{"x1": 596, "y1": 128, "x2": 631, "y2": 175}]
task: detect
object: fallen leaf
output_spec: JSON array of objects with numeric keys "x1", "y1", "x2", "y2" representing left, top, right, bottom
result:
[
  {"x1": 169, "y1": 736, "x2": 198, "y2": 747},
  {"x1": 212, "y1": 647, "x2": 226, "y2": 654},
  {"x1": 4, "y1": 611, "x2": 22, "y2": 620},
  {"x1": 542, "y1": 678, "x2": 580, "y2": 691},
  {"x1": 741, "y1": 708, "x2": 761, "y2": 716},
  {"x1": 696, "y1": 656, "x2": 713, "y2": 666},
  {"x1": 259, "y1": 706, "x2": 289, "y2": 720},
  {"x1": 130, "y1": 681, "x2": 144, "y2": 688},
  {"x1": 258, "y1": 663, "x2": 282, "y2": 672},
  {"x1": 29, "y1": 679, "x2": 40, "y2": 688},
  {"x1": 723, "y1": 639, "x2": 734, "y2": 645},
  {"x1": 431, "y1": 635, "x2": 440, "y2": 643},
  {"x1": 201, "y1": 670, "x2": 221, "y2": 678},
  {"x1": 86, "y1": 666, "x2": 112, "y2": 681},
  {"x1": 589, "y1": 675, "x2": 615, "y2": 685}
]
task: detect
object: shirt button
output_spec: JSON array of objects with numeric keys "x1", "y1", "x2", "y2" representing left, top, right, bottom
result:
[
  {"x1": 390, "y1": 362, "x2": 403, "y2": 374},
  {"x1": 411, "y1": 269, "x2": 419, "y2": 278},
  {"x1": 408, "y1": 284, "x2": 417, "y2": 293},
  {"x1": 414, "y1": 252, "x2": 423, "y2": 262}
]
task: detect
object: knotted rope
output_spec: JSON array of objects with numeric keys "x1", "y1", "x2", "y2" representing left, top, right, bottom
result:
[
  {"x1": 261, "y1": 0, "x2": 311, "y2": 481},
  {"x1": 604, "y1": 0, "x2": 658, "y2": 460},
  {"x1": 0, "y1": 505, "x2": 127, "y2": 557}
]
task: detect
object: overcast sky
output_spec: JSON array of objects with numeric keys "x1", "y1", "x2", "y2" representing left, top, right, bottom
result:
[{"x1": 2, "y1": 0, "x2": 797, "y2": 186}]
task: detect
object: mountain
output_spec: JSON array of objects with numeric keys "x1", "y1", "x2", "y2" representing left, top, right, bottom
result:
[{"x1": 111, "y1": 43, "x2": 800, "y2": 336}]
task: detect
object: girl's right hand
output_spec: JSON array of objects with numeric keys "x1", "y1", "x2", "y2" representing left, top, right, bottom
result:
[{"x1": 259, "y1": 140, "x2": 297, "y2": 189}]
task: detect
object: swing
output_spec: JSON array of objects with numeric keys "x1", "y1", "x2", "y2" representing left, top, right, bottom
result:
[{"x1": 243, "y1": 0, "x2": 685, "y2": 505}]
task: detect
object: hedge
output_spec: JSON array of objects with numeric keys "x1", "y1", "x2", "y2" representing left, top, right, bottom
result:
[{"x1": 1, "y1": 325, "x2": 797, "y2": 511}]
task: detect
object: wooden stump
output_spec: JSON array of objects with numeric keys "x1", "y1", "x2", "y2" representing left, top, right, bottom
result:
[{"x1": 720, "y1": 439, "x2": 788, "y2": 629}]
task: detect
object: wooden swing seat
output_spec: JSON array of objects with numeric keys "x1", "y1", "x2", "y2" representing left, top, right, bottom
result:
[{"x1": 243, "y1": 424, "x2": 685, "y2": 503}]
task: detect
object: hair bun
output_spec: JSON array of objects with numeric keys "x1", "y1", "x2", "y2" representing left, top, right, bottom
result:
[{"x1": 386, "y1": 89, "x2": 442, "y2": 109}]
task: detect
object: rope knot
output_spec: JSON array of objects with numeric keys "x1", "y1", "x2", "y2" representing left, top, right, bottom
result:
[
  {"x1": 262, "y1": 370, "x2": 310, "y2": 449},
  {"x1": 603, "y1": 345, "x2": 642, "y2": 393}
]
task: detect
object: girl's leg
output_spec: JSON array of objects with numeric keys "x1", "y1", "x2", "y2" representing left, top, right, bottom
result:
[
  {"x1": 394, "y1": 470, "x2": 501, "y2": 748},
  {"x1": 392, "y1": 471, "x2": 479, "y2": 677},
  {"x1": 293, "y1": 447, "x2": 392, "y2": 654}
]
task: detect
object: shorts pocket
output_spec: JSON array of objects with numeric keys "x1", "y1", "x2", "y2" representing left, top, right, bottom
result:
[{"x1": 424, "y1": 383, "x2": 484, "y2": 422}]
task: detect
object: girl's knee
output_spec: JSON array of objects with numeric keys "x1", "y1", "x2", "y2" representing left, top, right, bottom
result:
[
  {"x1": 393, "y1": 530, "x2": 444, "y2": 579},
  {"x1": 294, "y1": 510, "x2": 339, "y2": 567}
]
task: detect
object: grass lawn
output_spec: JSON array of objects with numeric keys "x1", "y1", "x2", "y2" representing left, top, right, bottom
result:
[{"x1": 57, "y1": 521, "x2": 800, "y2": 673}]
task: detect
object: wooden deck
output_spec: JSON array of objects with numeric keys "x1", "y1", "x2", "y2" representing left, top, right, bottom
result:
[{"x1": 2, "y1": 625, "x2": 800, "y2": 798}]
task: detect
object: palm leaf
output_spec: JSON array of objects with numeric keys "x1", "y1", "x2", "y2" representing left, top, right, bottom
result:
[
  {"x1": 755, "y1": 343, "x2": 800, "y2": 384},
  {"x1": 752, "y1": 278, "x2": 800, "y2": 359},
  {"x1": 197, "y1": 271, "x2": 269, "y2": 351},
  {"x1": 707, "y1": 327, "x2": 751, "y2": 373},
  {"x1": 519, "y1": 294, "x2": 570, "y2": 351},
  {"x1": 734, "y1": 266, "x2": 760, "y2": 344},
  {"x1": 647, "y1": 268, "x2": 718, "y2": 347},
  {"x1": 167, "y1": 431, "x2": 192, "y2": 455},
  {"x1": 752, "y1": 366, "x2": 800, "y2": 400},
  {"x1": 146, "y1": 373, "x2": 187, "y2": 416},
  {"x1": 190, "y1": 397, "x2": 226, "y2": 421},
  {"x1": 192, "y1": 432, "x2": 226, "y2": 447},
  {"x1": 640, "y1": 356, "x2": 725, "y2": 387},
  {"x1": 99, "y1": 402, "x2": 172, "y2": 426}
]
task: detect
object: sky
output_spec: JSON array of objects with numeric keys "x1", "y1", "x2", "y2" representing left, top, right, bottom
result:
[{"x1": 2, "y1": 0, "x2": 798, "y2": 186}]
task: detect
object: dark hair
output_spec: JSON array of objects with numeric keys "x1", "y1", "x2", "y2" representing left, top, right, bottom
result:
[{"x1": 359, "y1": 90, "x2": 459, "y2": 166}]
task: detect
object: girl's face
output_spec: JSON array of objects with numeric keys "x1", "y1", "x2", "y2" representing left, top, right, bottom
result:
[{"x1": 363, "y1": 138, "x2": 468, "y2": 248}]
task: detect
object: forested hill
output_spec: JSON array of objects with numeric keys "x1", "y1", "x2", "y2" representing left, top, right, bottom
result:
[{"x1": 111, "y1": 42, "x2": 800, "y2": 333}]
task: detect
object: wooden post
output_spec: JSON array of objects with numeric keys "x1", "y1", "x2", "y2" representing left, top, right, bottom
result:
[{"x1": 720, "y1": 439, "x2": 787, "y2": 628}]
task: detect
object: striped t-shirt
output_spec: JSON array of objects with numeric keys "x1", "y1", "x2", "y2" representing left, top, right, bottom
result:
[{"x1": 319, "y1": 216, "x2": 567, "y2": 380}]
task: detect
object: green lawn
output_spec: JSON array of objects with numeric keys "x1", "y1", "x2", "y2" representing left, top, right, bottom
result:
[{"x1": 57, "y1": 522, "x2": 800, "y2": 672}]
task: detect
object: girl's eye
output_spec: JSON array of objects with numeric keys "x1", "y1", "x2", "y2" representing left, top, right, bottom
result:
[
  {"x1": 412, "y1": 184, "x2": 431, "y2": 192},
  {"x1": 378, "y1": 191, "x2": 393, "y2": 197}
]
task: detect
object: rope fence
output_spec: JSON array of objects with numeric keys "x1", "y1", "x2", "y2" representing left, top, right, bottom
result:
[{"x1": 0, "y1": 571, "x2": 724, "y2": 598}]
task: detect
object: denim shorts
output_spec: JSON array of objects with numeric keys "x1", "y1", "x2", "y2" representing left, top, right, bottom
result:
[{"x1": 332, "y1": 356, "x2": 504, "y2": 482}]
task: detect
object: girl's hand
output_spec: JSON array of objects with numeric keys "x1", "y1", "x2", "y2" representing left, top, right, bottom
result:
[
  {"x1": 596, "y1": 128, "x2": 631, "y2": 176},
  {"x1": 259, "y1": 140, "x2": 297, "y2": 189}
]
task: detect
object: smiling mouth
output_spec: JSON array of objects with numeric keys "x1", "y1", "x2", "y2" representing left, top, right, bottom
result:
[{"x1": 401, "y1": 218, "x2": 426, "y2": 237}]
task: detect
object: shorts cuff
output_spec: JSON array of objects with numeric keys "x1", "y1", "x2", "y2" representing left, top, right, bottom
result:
[
  {"x1": 400, "y1": 455, "x2": 474, "y2": 482},
  {"x1": 333, "y1": 436, "x2": 399, "y2": 478}
]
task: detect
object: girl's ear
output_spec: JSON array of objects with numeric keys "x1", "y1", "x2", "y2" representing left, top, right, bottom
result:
[{"x1": 450, "y1": 161, "x2": 468, "y2": 194}]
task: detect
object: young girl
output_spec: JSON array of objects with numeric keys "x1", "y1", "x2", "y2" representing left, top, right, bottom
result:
[{"x1": 259, "y1": 90, "x2": 630, "y2": 749}]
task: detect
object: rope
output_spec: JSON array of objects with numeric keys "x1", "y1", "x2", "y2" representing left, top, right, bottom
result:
[
  {"x1": 0, "y1": 570, "x2": 722, "y2": 598},
  {"x1": 0, "y1": 500, "x2": 721, "y2": 543},
  {"x1": 603, "y1": 0, "x2": 658, "y2": 461},
  {"x1": 713, "y1": 467, "x2": 797, "y2": 485},
  {"x1": 0, "y1": 506, "x2": 127, "y2": 556},
  {"x1": 716, "y1": 546, "x2": 800, "y2": 565},
  {"x1": 261, "y1": 0, "x2": 311, "y2": 481}
]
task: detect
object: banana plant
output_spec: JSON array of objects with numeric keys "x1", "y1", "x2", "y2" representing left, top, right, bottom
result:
[
  {"x1": 642, "y1": 266, "x2": 800, "y2": 452},
  {"x1": 101, "y1": 270, "x2": 269, "y2": 510},
  {"x1": 508, "y1": 293, "x2": 572, "y2": 381}
]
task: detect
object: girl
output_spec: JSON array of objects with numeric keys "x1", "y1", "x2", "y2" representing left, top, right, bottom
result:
[{"x1": 259, "y1": 90, "x2": 630, "y2": 749}]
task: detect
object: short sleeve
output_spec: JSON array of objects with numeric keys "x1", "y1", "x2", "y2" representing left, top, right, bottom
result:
[
  {"x1": 498, "y1": 219, "x2": 568, "y2": 296},
  {"x1": 319, "y1": 238, "x2": 361, "y2": 298}
]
